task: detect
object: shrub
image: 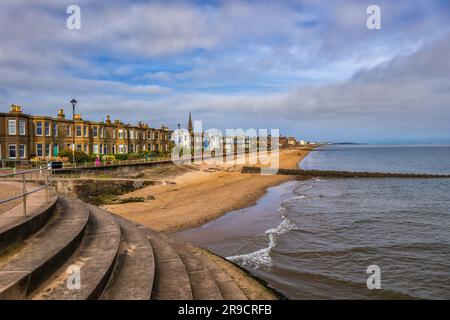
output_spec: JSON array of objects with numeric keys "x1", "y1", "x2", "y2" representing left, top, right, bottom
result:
[
  {"x1": 114, "y1": 154, "x2": 128, "y2": 160},
  {"x1": 59, "y1": 149, "x2": 90, "y2": 163}
]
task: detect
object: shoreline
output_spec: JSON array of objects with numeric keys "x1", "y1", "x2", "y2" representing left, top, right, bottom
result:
[{"x1": 104, "y1": 147, "x2": 313, "y2": 233}]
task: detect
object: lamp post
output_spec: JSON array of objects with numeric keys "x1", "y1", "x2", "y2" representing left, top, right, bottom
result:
[{"x1": 70, "y1": 99, "x2": 77, "y2": 165}]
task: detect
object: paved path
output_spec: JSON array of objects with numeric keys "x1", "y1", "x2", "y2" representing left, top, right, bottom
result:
[
  {"x1": 0, "y1": 182, "x2": 55, "y2": 232},
  {"x1": 0, "y1": 182, "x2": 22, "y2": 214}
]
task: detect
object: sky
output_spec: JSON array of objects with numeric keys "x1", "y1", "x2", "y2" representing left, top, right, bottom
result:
[{"x1": 1, "y1": 0, "x2": 449, "y2": 143}]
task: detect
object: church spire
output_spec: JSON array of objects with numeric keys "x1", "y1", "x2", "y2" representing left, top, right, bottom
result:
[{"x1": 188, "y1": 111, "x2": 193, "y2": 133}]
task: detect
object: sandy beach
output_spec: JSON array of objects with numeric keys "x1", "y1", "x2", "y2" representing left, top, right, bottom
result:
[{"x1": 104, "y1": 147, "x2": 312, "y2": 233}]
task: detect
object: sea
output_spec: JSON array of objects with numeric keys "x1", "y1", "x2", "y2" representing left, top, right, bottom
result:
[{"x1": 174, "y1": 145, "x2": 450, "y2": 299}]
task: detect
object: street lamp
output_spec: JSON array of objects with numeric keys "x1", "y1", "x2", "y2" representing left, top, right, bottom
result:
[{"x1": 70, "y1": 99, "x2": 77, "y2": 164}]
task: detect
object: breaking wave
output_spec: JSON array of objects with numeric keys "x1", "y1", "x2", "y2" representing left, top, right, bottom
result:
[{"x1": 227, "y1": 210, "x2": 297, "y2": 269}]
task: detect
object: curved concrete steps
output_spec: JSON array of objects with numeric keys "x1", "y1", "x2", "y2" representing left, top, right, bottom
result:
[
  {"x1": 100, "y1": 215, "x2": 155, "y2": 300},
  {"x1": 31, "y1": 206, "x2": 121, "y2": 300},
  {"x1": 0, "y1": 195, "x2": 58, "y2": 254},
  {"x1": 141, "y1": 228, "x2": 193, "y2": 300},
  {"x1": 181, "y1": 241, "x2": 248, "y2": 300},
  {"x1": 0, "y1": 197, "x2": 89, "y2": 299},
  {"x1": 0, "y1": 194, "x2": 270, "y2": 300},
  {"x1": 166, "y1": 238, "x2": 223, "y2": 300}
]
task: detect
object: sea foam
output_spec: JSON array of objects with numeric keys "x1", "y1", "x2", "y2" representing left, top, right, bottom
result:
[{"x1": 227, "y1": 212, "x2": 297, "y2": 269}]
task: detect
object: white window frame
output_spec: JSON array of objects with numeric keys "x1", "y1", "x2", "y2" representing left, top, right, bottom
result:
[
  {"x1": 53, "y1": 124, "x2": 58, "y2": 137},
  {"x1": 19, "y1": 144, "x2": 26, "y2": 159},
  {"x1": 8, "y1": 119, "x2": 17, "y2": 135},
  {"x1": 36, "y1": 144, "x2": 43, "y2": 157},
  {"x1": 8, "y1": 144, "x2": 17, "y2": 159},
  {"x1": 36, "y1": 122, "x2": 43, "y2": 136},
  {"x1": 19, "y1": 119, "x2": 26, "y2": 135},
  {"x1": 45, "y1": 121, "x2": 51, "y2": 136},
  {"x1": 45, "y1": 143, "x2": 51, "y2": 157}
]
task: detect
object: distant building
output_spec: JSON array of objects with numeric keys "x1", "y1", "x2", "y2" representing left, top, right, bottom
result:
[
  {"x1": 288, "y1": 137, "x2": 297, "y2": 146},
  {"x1": 279, "y1": 136, "x2": 289, "y2": 148},
  {"x1": 0, "y1": 104, "x2": 173, "y2": 160}
]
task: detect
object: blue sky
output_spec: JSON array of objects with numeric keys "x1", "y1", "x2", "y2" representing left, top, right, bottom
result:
[{"x1": 1, "y1": 0, "x2": 450, "y2": 143}]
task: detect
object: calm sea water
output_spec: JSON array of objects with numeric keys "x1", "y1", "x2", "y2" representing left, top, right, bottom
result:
[{"x1": 175, "y1": 145, "x2": 450, "y2": 299}]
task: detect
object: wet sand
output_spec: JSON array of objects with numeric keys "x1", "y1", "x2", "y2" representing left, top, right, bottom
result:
[{"x1": 104, "y1": 148, "x2": 312, "y2": 233}]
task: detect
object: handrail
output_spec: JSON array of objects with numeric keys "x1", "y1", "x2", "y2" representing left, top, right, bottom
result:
[
  {"x1": 0, "y1": 164, "x2": 52, "y2": 216},
  {"x1": 60, "y1": 156, "x2": 172, "y2": 168}
]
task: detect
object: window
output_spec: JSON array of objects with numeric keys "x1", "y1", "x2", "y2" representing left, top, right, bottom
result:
[
  {"x1": 93, "y1": 126, "x2": 98, "y2": 137},
  {"x1": 67, "y1": 125, "x2": 72, "y2": 137},
  {"x1": 113, "y1": 130, "x2": 116, "y2": 139},
  {"x1": 19, "y1": 144, "x2": 26, "y2": 159},
  {"x1": 104, "y1": 144, "x2": 107, "y2": 154},
  {"x1": 84, "y1": 126, "x2": 88, "y2": 137},
  {"x1": 130, "y1": 130, "x2": 135, "y2": 140},
  {"x1": 84, "y1": 145, "x2": 88, "y2": 154},
  {"x1": 9, "y1": 144, "x2": 17, "y2": 159},
  {"x1": 76, "y1": 125, "x2": 82, "y2": 137},
  {"x1": 45, "y1": 122, "x2": 51, "y2": 136},
  {"x1": 118, "y1": 129, "x2": 123, "y2": 139},
  {"x1": 76, "y1": 144, "x2": 82, "y2": 151},
  {"x1": 36, "y1": 122, "x2": 43, "y2": 136},
  {"x1": 36, "y1": 144, "x2": 43, "y2": 157},
  {"x1": 8, "y1": 119, "x2": 17, "y2": 135},
  {"x1": 93, "y1": 144, "x2": 99, "y2": 154},
  {"x1": 45, "y1": 143, "x2": 51, "y2": 157},
  {"x1": 118, "y1": 144, "x2": 124, "y2": 154},
  {"x1": 19, "y1": 119, "x2": 26, "y2": 135},
  {"x1": 124, "y1": 130, "x2": 128, "y2": 139},
  {"x1": 100, "y1": 127, "x2": 104, "y2": 138},
  {"x1": 53, "y1": 144, "x2": 59, "y2": 157},
  {"x1": 130, "y1": 144, "x2": 134, "y2": 153},
  {"x1": 53, "y1": 124, "x2": 58, "y2": 137}
]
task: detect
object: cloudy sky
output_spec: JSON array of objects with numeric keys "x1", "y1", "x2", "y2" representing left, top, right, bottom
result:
[{"x1": 1, "y1": 0, "x2": 449, "y2": 143}]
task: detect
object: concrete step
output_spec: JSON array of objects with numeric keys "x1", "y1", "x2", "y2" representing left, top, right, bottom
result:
[
  {"x1": 167, "y1": 238, "x2": 223, "y2": 300},
  {"x1": 140, "y1": 228, "x2": 193, "y2": 300},
  {"x1": 0, "y1": 193, "x2": 58, "y2": 254},
  {"x1": 100, "y1": 216, "x2": 155, "y2": 300},
  {"x1": 31, "y1": 205, "x2": 121, "y2": 300},
  {"x1": 181, "y1": 242, "x2": 248, "y2": 300},
  {"x1": 0, "y1": 197, "x2": 89, "y2": 299}
]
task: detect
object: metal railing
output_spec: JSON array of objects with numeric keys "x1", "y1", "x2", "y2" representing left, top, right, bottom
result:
[
  {"x1": 0, "y1": 159, "x2": 47, "y2": 172},
  {"x1": 60, "y1": 156, "x2": 172, "y2": 168},
  {"x1": 0, "y1": 164, "x2": 53, "y2": 217}
]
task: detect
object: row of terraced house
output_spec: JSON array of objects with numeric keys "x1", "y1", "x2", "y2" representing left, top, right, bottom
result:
[{"x1": 0, "y1": 104, "x2": 173, "y2": 160}]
